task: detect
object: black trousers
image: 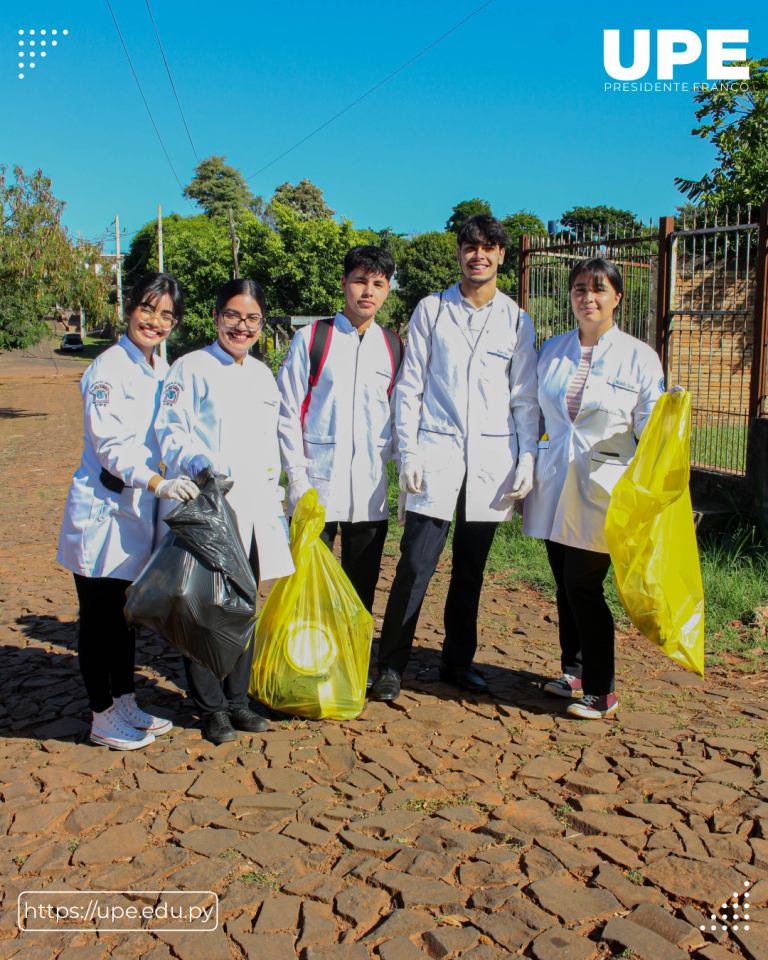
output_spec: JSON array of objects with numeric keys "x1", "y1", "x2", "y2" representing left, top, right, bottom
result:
[
  {"x1": 73, "y1": 574, "x2": 136, "y2": 714},
  {"x1": 544, "y1": 540, "x2": 614, "y2": 696},
  {"x1": 378, "y1": 479, "x2": 498, "y2": 675},
  {"x1": 320, "y1": 519, "x2": 388, "y2": 615},
  {"x1": 183, "y1": 536, "x2": 260, "y2": 718}
]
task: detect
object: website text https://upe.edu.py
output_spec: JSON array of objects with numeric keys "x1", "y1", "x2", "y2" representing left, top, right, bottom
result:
[{"x1": 17, "y1": 890, "x2": 219, "y2": 933}]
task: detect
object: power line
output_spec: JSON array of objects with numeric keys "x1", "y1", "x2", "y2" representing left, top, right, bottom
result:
[
  {"x1": 105, "y1": 0, "x2": 190, "y2": 200},
  {"x1": 144, "y1": 0, "x2": 199, "y2": 163},
  {"x1": 244, "y1": 0, "x2": 496, "y2": 184}
]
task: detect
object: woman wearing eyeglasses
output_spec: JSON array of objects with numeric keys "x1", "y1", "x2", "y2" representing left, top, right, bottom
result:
[
  {"x1": 155, "y1": 278, "x2": 294, "y2": 744},
  {"x1": 57, "y1": 272, "x2": 198, "y2": 750}
]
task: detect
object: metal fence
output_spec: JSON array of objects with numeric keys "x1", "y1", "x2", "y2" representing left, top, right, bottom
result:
[
  {"x1": 666, "y1": 207, "x2": 759, "y2": 475},
  {"x1": 519, "y1": 203, "x2": 768, "y2": 477},
  {"x1": 519, "y1": 222, "x2": 659, "y2": 349}
]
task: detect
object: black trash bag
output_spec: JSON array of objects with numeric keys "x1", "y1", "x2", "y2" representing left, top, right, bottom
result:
[{"x1": 125, "y1": 468, "x2": 256, "y2": 679}]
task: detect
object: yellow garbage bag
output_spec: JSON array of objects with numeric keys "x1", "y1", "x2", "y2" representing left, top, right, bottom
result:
[
  {"x1": 249, "y1": 488, "x2": 373, "y2": 720},
  {"x1": 605, "y1": 391, "x2": 705, "y2": 677}
]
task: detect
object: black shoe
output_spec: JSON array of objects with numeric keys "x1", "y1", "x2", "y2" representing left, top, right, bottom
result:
[
  {"x1": 229, "y1": 708, "x2": 269, "y2": 733},
  {"x1": 370, "y1": 670, "x2": 401, "y2": 701},
  {"x1": 439, "y1": 662, "x2": 488, "y2": 694},
  {"x1": 202, "y1": 710, "x2": 237, "y2": 744},
  {"x1": 367, "y1": 670, "x2": 374, "y2": 690}
]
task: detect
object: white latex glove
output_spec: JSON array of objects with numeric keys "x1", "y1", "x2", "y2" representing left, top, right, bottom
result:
[
  {"x1": 399, "y1": 458, "x2": 424, "y2": 495},
  {"x1": 668, "y1": 385, "x2": 685, "y2": 394},
  {"x1": 155, "y1": 478, "x2": 199, "y2": 501},
  {"x1": 288, "y1": 472, "x2": 312, "y2": 508},
  {"x1": 501, "y1": 452, "x2": 534, "y2": 503},
  {"x1": 397, "y1": 489, "x2": 407, "y2": 527}
]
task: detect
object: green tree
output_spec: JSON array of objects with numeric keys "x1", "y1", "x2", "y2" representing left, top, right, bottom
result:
[
  {"x1": 446, "y1": 198, "x2": 492, "y2": 233},
  {"x1": 675, "y1": 57, "x2": 768, "y2": 212},
  {"x1": 390, "y1": 231, "x2": 461, "y2": 331},
  {"x1": 0, "y1": 165, "x2": 110, "y2": 350},
  {"x1": 560, "y1": 205, "x2": 640, "y2": 237},
  {"x1": 269, "y1": 179, "x2": 335, "y2": 219},
  {"x1": 500, "y1": 210, "x2": 546, "y2": 297},
  {"x1": 183, "y1": 155, "x2": 263, "y2": 219}
]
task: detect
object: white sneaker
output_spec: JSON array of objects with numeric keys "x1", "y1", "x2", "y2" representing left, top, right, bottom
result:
[
  {"x1": 543, "y1": 673, "x2": 583, "y2": 698},
  {"x1": 113, "y1": 693, "x2": 173, "y2": 736},
  {"x1": 90, "y1": 705, "x2": 156, "y2": 751}
]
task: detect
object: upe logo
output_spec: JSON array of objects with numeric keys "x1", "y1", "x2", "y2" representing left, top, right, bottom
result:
[{"x1": 604, "y1": 30, "x2": 749, "y2": 80}]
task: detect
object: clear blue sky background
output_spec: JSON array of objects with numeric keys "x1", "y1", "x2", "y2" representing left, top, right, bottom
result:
[{"x1": 3, "y1": 1, "x2": 765, "y2": 253}]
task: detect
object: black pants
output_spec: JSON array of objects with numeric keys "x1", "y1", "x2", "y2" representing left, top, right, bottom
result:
[
  {"x1": 320, "y1": 519, "x2": 388, "y2": 614},
  {"x1": 378, "y1": 479, "x2": 497, "y2": 675},
  {"x1": 544, "y1": 540, "x2": 614, "y2": 696},
  {"x1": 183, "y1": 536, "x2": 260, "y2": 718},
  {"x1": 73, "y1": 574, "x2": 136, "y2": 714}
]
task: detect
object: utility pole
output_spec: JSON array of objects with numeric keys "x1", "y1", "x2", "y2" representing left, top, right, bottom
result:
[
  {"x1": 229, "y1": 208, "x2": 240, "y2": 279},
  {"x1": 115, "y1": 215, "x2": 123, "y2": 339},
  {"x1": 157, "y1": 204, "x2": 167, "y2": 362}
]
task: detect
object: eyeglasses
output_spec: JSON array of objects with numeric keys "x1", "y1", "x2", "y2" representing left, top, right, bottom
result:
[
  {"x1": 137, "y1": 303, "x2": 177, "y2": 328},
  {"x1": 217, "y1": 309, "x2": 265, "y2": 333}
]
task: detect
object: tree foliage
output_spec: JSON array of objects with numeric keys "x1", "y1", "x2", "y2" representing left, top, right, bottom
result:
[
  {"x1": 269, "y1": 179, "x2": 335, "y2": 219},
  {"x1": 500, "y1": 210, "x2": 547, "y2": 295},
  {"x1": 560, "y1": 205, "x2": 640, "y2": 236},
  {"x1": 183, "y1": 155, "x2": 263, "y2": 219},
  {"x1": 0, "y1": 165, "x2": 111, "y2": 351},
  {"x1": 445, "y1": 198, "x2": 492, "y2": 233},
  {"x1": 390, "y1": 232, "x2": 461, "y2": 330},
  {"x1": 675, "y1": 57, "x2": 768, "y2": 213}
]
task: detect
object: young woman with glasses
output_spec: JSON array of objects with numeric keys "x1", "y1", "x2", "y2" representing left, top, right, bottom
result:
[
  {"x1": 57, "y1": 272, "x2": 198, "y2": 750},
  {"x1": 154, "y1": 278, "x2": 294, "y2": 744}
]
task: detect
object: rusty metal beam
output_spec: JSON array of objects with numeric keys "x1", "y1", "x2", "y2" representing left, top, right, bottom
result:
[{"x1": 655, "y1": 216, "x2": 676, "y2": 366}]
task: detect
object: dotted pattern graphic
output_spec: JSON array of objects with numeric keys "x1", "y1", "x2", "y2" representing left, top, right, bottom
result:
[
  {"x1": 701, "y1": 881, "x2": 752, "y2": 933},
  {"x1": 17, "y1": 28, "x2": 68, "y2": 79}
]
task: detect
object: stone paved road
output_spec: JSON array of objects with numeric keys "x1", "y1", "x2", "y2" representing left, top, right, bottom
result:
[{"x1": 1, "y1": 354, "x2": 767, "y2": 959}]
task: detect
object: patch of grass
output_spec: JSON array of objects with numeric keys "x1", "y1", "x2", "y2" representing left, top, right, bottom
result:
[
  {"x1": 240, "y1": 869, "x2": 283, "y2": 890},
  {"x1": 625, "y1": 869, "x2": 645, "y2": 885},
  {"x1": 385, "y1": 463, "x2": 768, "y2": 644},
  {"x1": 67, "y1": 838, "x2": 80, "y2": 853},
  {"x1": 401, "y1": 794, "x2": 471, "y2": 815}
]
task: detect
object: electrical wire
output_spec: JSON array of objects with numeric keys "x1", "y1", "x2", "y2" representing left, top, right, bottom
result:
[
  {"x1": 144, "y1": 0, "x2": 199, "y2": 163},
  {"x1": 105, "y1": 0, "x2": 190, "y2": 200},
  {"x1": 244, "y1": 0, "x2": 496, "y2": 183}
]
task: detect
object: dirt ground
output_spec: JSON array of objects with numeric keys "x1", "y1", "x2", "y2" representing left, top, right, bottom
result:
[{"x1": 0, "y1": 348, "x2": 766, "y2": 960}]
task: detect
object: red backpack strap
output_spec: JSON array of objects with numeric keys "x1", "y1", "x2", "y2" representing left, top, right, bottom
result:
[
  {"x1": 380, "y1": 326, "x2": 404, "y2": 396},
  {"x1": 300, "y1": 317, "x2": 334, "y2": 427}
]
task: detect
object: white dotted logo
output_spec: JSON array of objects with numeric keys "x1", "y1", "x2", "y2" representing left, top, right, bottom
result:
[
  {"x1": 16, "y1": 28, "x2": 68, "y2": 78},
  {"x1": 701, "y1": 881, "x2": 752, "y2": 933}
]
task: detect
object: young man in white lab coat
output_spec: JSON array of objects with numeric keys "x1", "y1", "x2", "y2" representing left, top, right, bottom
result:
[
  {"x1": 370, "y1": 215, "x2": 540, "y2": 702},
  {"x1": 278, "y1": 246, "x2": 402, "y2": 685}
]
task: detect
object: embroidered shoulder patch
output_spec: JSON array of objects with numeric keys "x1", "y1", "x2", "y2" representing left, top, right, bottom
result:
[
  {"x1": 659, "y1": 376, "x2": 665, "y2": 393},
  {"x1": 89, "y1": 381, "x2": 111, "y2": 405},
  {"x1": 162, "y1": 383, "x2": 182, "y2": 405}
]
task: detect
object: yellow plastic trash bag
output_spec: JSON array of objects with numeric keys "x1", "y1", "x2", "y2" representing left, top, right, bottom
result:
[
  {"x1": 605, "y1": 391, "x2": 705, "y2": 677},
  {"x1": 249, "y1": 488, "x2": 373, "y2": 720}
]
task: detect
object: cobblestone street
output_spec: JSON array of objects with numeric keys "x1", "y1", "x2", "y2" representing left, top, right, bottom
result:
[{"x1": 1, "y1": 353, "x2": 767, "y2": 960}]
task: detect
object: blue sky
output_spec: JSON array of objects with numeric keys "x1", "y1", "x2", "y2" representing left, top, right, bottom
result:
[{"x1": 3, "y1": 1, "x2": 765, "y2": 252}]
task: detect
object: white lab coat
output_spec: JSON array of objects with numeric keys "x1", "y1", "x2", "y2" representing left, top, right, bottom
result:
[
  {"x1": 57, "y1": 335, "x2": 169, "y2": 580},
  {"x1": 523, "y1": 324, "x2": 664, "y2": 553},
  {"x1": 397, "y1": 284, "x2": 540, "y2": 523},
  {"x1": 278, "y1": 313, "x2": 401, "y2": 523},
  {"x1": 154, "y1": 342, "x2": 294, "y2": 581}
]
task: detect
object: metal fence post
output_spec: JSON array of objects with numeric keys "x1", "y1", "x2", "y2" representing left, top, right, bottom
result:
[
  {"x1": 748, "y1": 202, "x2": 768, "y2": 418},
  {"x1": 655, "y1": 216, "x2": 675, "y2": 369},
  {"x1": 518, "y1": 234, "x2": 530, "y2": 311}
]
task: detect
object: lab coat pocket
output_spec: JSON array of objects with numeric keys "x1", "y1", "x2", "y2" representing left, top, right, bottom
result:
[
  {"x1": 587, "y1": 452, "x2": 630, "y2": 502},
  {"x1": 305, "y1": 434, "x2": 336, "y2": 480},
  {"x1": 482, "y1": 348, "x2": 512, "y2": 380},
  {"x1": 599, "y1": 379, "x2": 640, "y2": 420},
  {"x1": 478, "y1": 431, "x2": 517, "y2": 480},
  {"x1": 418, "y1": 425, "x2": 457, "y2": 473},
  {"x1": 534, "y1": 441, "x2": 549, "y2": 483}
]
